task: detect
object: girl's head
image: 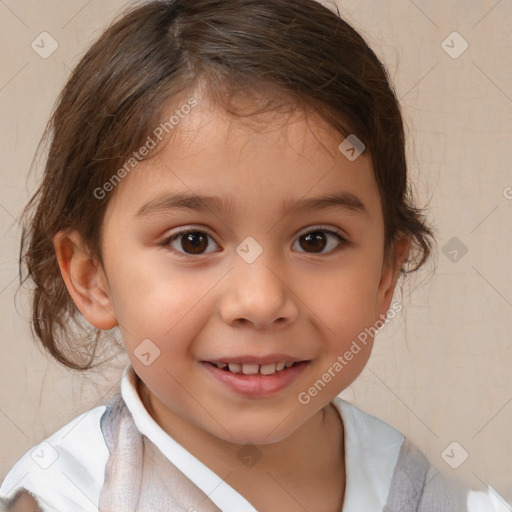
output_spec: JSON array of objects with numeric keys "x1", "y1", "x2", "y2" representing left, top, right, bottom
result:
[{"x1": 21, "y1": 0, "x2": 433, "y2": 443}]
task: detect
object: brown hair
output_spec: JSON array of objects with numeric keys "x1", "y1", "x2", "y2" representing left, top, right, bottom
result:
[{"x1": 19, "y1": 0, "x2": 434, "y2": 370}]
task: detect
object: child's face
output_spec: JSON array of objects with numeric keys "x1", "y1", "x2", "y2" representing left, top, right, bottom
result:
[{"x1": 93, "y1": 93, "x2": 406, "y2": 444}]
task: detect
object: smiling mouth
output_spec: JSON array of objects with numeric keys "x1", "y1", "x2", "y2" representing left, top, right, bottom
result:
[{"x1": 206, "y1": 361, "x2": 302, "y2": 376}]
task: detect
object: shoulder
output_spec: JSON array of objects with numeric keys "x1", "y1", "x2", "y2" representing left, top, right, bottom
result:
[
  {"x1": 0, "y1": 404, "x2": 110, "y2": 512},
  {"x1": 332, "y1": 398, "x2": 465, "y2": 511},
  {"x1": 332, "y1": 398, "x2": 509, "y2": 512}
]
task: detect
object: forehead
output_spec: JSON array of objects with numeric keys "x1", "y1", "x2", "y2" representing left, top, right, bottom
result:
[{"x1": 104, "y1": 93, "x2": 382, "y2": 224}]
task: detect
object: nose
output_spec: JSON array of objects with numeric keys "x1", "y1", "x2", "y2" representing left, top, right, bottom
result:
[{"x1": 219, "y1": 256, "x2": 299, "y2": 330}]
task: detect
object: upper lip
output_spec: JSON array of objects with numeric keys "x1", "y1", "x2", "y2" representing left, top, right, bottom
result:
[{"x1": 204, "y1": 354, "x2": 309, "y2": 365}]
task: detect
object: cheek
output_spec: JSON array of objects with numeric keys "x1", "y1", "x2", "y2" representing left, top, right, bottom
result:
[
  {"x1": 294, "y1": 262, "x2": 380, "y2": 393},
  {"x1": 296, "y1": 263, "x2": 381, "y2": 334},
  {"x1": 107, "y1": 252, "x2": 214, "y2": 335},
  {"x1": 109, "y1": 271, "x2": 227, "y2": 395}
]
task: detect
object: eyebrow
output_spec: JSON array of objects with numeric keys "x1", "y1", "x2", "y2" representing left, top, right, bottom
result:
[
  {"x1": 134, "y1": 193, "x2": 235, "y2": 219},
  {"x1": 281, "y1": 192, "x2": 368, "y2": 217},
  {"x1": 134, "y1": 191, "x2": 369, "y2": 219}
]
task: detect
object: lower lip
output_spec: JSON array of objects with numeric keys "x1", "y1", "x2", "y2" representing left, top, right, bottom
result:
[{"x1": 202, "y1": 361, "x2": 309, "y2": 397}]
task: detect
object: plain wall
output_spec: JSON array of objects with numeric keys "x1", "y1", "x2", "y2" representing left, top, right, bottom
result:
[{"x1": 0, "y1": 0, "x2": 511, "y2": 500}]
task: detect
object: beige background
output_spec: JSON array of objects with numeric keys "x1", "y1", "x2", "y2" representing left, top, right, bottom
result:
[{"x1": 1, "y1": 0, "x2": 511, "y2": 500}]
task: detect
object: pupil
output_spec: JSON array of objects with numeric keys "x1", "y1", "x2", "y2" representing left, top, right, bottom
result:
[
  {"x1": 301, "y1": 232, "x2": 326, "y2": 253},
  {"x1": 182, "y1": 232, "x2": 207, "y2": 254}
]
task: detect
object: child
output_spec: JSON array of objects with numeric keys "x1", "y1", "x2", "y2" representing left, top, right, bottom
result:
[{"x1": 0, "y1": 0, "x2": 503, "y2": 510}]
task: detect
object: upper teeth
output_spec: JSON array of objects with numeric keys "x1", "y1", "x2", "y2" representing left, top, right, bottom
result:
[{"x1": 215, "y1": 361, "x2": 295, "y2": 375}]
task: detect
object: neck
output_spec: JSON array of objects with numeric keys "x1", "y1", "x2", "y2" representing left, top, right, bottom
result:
[{"x1": 138, "y1": 380, "x2": 344, "y2": 500}]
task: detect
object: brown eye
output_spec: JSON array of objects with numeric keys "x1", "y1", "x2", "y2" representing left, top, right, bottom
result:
[
  {"x1": 164, "y1": 230, "x2": 219, "y2": 256},
  {"x1": 299, "y1": 231, "x2": 327, "y2": 253},
  {"x1": 181, "y1": 232, "x2": 208, "y2": 254},
  {"x1": 294, "y1": 229, "x2": 347, "y2": 254}
]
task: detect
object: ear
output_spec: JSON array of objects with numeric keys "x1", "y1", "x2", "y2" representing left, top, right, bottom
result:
[
  {"x1": 375, "y1": 235, "x2": 411, "y2": 319},
  {"x1": 53, "y1": 230, "x2": 118, "y2": 330}
]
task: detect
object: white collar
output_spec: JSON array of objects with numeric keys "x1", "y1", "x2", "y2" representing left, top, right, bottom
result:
[{"x1": 121, "y1": 364, "x2": 403, "y2": 511}]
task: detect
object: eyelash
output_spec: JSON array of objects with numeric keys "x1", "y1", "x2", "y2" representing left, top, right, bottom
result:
[{"x1": 160, "y1": 225, "x2": 349, "y2": 259}]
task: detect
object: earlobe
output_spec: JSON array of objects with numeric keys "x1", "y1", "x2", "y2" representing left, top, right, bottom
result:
[
  {"x1": 53, "y1": 230, "x2": 118, "y2": 330},
  {"x1": 375, "y1": 236, "x2": 411, "y2": 317}
]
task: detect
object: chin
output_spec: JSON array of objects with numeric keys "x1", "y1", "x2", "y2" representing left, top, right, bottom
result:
[{"x1": 208, "y1": 415, "x2": 304, "y2": 447}]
